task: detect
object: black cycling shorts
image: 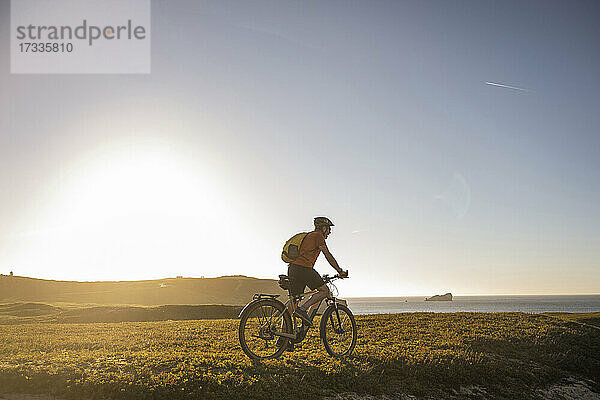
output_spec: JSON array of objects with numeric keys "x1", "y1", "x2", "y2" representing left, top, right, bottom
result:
[{"x1": 288, "y1": 264, "x2": 325, "y2": 296}]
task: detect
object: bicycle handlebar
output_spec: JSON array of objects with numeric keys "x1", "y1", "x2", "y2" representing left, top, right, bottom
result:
[{"x1": 322, "y1": 270, "x2": 349, "y2": 282}]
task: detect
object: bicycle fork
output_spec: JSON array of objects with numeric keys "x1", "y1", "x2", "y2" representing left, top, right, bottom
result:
[{"x1": 327, "y1": 300, "x2": 346, "y2": 334}]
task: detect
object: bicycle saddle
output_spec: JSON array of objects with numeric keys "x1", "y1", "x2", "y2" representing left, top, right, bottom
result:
[{"x1": 278, "y1": 275, "x2": 290, "y2": 290}]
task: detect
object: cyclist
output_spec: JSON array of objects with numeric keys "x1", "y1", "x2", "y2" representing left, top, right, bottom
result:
[{"x1": 288, "y1": 217, "x2": 348, "y2": 326}]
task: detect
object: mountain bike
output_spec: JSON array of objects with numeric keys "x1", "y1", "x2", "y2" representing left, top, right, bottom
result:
[{"x1": 238, "y1": 272, "x2": 357, "y2": 360}]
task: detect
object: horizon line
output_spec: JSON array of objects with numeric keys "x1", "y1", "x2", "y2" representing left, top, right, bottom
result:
[{"x1": 2, "y1": 274, "x2": 598, "y2": 297}]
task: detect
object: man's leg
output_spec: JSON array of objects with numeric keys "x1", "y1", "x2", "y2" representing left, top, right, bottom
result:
[
  {"x1": 293, "y1": 268, "x2": 326, "y2": 325},
  {"x1": 301, "y1": 284, "x2": 331, "y2": 316}
]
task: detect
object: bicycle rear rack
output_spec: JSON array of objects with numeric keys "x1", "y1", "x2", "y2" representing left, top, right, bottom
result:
[{"x1": 252, "y1": 293, "x2": 280, "y2": 300}]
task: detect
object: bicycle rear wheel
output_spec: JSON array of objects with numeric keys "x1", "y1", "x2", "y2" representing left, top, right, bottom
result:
[
  {"x1": 319, "y1": 303, "x2": 357, "y2": 358},
  {"x1": 239, "y1": 299, "x2": 292, "y2": 360}
]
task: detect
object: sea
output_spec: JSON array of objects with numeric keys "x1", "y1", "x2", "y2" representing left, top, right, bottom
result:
[{"x1": 345, "y1": 295, "x2": 600, "y2": 315}]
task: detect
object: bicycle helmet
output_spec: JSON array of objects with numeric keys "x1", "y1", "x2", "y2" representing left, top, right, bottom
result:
[{"x1": 314, "y1": 217, "x2": 334, "y2": 228}]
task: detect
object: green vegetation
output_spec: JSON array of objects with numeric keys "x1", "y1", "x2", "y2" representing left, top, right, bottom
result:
[
  {"x1": 1, "y1": 312, "x2": 598, "y2": 399},
  {"x1": 544, "y1": 312, "x2": 600, "y2": 328}
]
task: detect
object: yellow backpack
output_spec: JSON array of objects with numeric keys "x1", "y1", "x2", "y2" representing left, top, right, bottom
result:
[{"x1": 281, "y1": 232, "x2": 308, "y2": 263}]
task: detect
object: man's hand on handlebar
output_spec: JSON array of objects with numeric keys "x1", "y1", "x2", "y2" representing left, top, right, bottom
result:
[{"x1": 338, "y1": 270, "x2": 348, "y2": 279}]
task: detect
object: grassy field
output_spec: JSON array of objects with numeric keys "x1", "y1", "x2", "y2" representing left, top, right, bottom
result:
[
  {"x1": 543, "y1": 312, "x2": 600, "y2": 328},
  {"x1": 0, "y1": 312, "x2": 599, "y2": 399}
]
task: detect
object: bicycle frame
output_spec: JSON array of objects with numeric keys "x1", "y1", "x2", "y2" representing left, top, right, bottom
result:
[{"x1": 250, "y1": 279, "x2": 343, "y2": 341}]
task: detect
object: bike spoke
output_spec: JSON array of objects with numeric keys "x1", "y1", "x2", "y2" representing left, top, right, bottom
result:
[
  {"x1": 324, "y1": 308, "x2": 354, "y2": 356},
  {"x1": 260, "y1": 304, "x2": 267, "y2": 326},
  {"x1": 268, "y1": 304, "x2": 277, "y2": 326},
  {"x1": 240, "y1": 301, "x2": 290, "y2": 360}
]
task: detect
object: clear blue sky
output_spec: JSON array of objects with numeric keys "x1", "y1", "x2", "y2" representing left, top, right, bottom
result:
[{"x1": 1, "y1": 0, "x2": 599, "y2": 295}]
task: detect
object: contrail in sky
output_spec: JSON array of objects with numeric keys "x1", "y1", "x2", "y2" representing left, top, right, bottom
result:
[{"x1": 485, "y1": 81, "x2": 529, "y2": 92}]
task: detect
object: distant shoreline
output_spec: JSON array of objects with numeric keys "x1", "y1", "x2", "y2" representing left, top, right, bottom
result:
[
  {"x1": 346, "y1": 294, "x2": 600, "y2": 300},
  {"x1": 344, "y1": 293, "x2": 600, "y2": 301},
  {"x1": 346, "y1": 295, "x2": 600, "y2": 315}
]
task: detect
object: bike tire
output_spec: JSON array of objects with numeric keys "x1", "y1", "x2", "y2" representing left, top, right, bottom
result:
[
  {"x1": 319, "y1": 303, "x2": 357, "y2": 358},
  {"x1": 239, "y1": 298, "x2": 293, "y2": 360}
]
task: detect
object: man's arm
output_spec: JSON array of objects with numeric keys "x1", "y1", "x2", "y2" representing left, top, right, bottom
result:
[{"x1": 319, "y1": 244, "x2": 342, "y2": 274}]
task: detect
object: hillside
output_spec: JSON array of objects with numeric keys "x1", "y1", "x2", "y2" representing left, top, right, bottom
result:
[
  {"x1": 0, "y1": 312, "x2": 598, "y2": 399},
  {"x1": 0, "y1": 275, "x2": 286, "y2": 306},
  {"x1": 0, "y1": 303, "x2": 243, "y2": 324}
]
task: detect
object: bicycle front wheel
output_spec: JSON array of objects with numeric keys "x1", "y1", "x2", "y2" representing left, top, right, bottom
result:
[
  {"x1": 238, "y1": 299, "x2": 292, "y2": 360},
  {"x1": 319, "y1": 303, "x2": 357, "y2": 358}
]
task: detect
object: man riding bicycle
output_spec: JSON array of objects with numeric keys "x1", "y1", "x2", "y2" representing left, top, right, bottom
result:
[
  {"x1": 238, "y1": 216, "x2": 354, "y2": 358},
  {"x1": 288, "y1": 217, "x2": 348, "y2": 326}
]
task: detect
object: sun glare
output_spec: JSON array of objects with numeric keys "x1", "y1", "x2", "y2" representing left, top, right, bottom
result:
[
  {"x1": 63, "y1": 152, "x2": 221, "y2": 221},
  {"x1": 19, "y1": 148, "x2": 252, "y2": 281}
]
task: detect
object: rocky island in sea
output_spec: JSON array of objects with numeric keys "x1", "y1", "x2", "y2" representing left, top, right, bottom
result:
[{"x1": 425, "y1": 293, "x2": 453, "y2": 301}]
